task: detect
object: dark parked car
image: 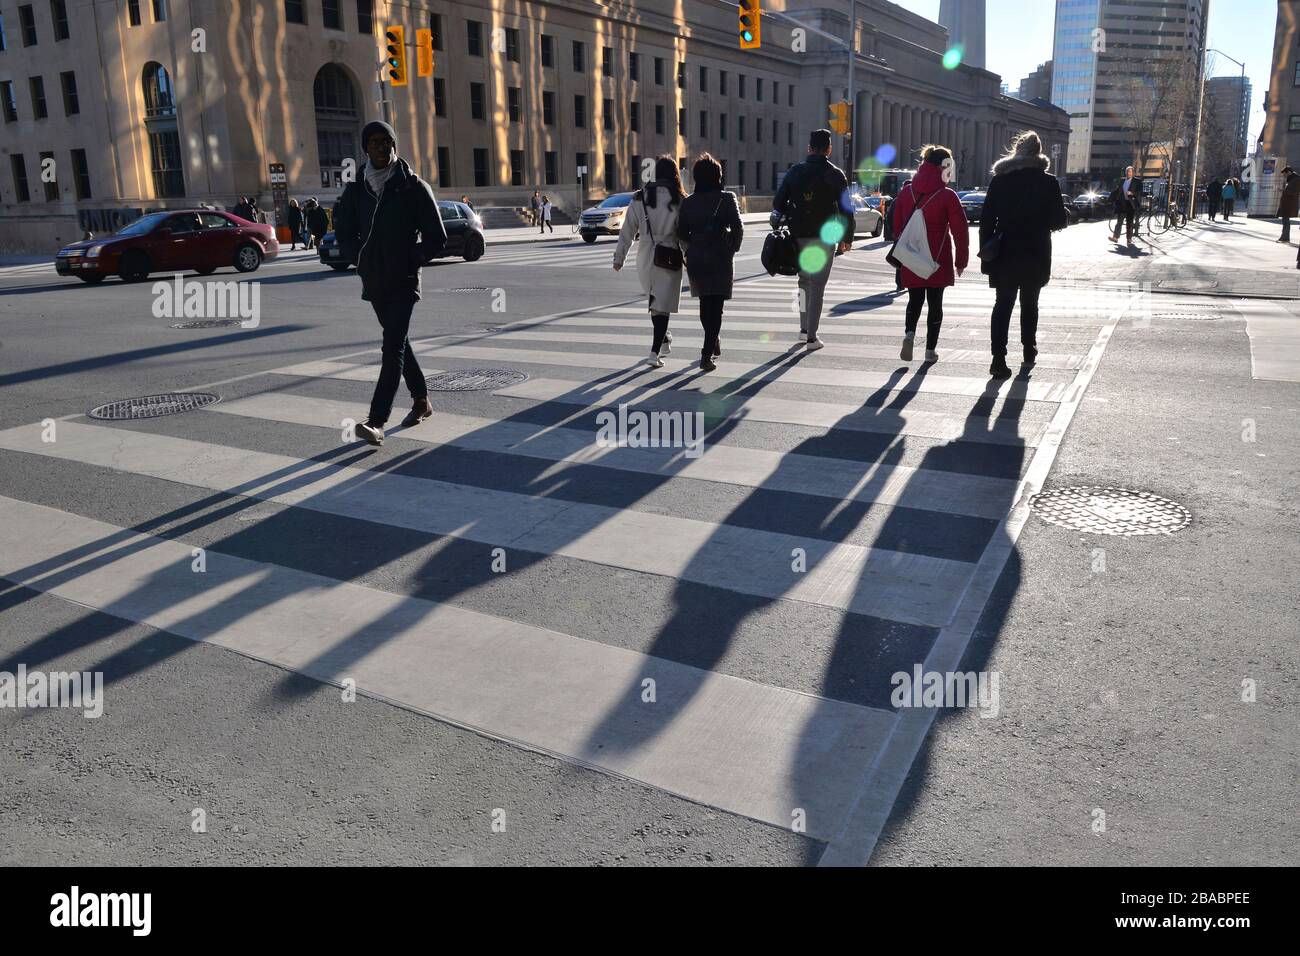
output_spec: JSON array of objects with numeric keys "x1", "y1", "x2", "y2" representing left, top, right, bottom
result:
[
  {"x1": 1073, "y1": 192, "x2": 1107, "y2": 219},
  {"x1": 55, "y1": 210, "x2": 278, "y2": 283},
  {"x1": 960, "y1": 191, "x2": 987, "y2": 223},
  {"x1": 318, "y1": 199, "x2": 484, "y2": 270}
]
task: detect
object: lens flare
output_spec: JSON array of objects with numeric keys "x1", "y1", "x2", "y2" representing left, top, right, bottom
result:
[
  {"x1": 858, "y1": 157, "x2": 885, "y2": 190},
  {"x1": 798, "y1": 244, "x2": 829, "y2": 274},
  {"x1": 943, "y1": 46, "x2": 963, "y2": 70},
  {"x1": 820, "y1": 219, "x2": 846, "y2": 244},
  {"x1": 874, "y1": 143, "x2": 897, "y2": 166}
]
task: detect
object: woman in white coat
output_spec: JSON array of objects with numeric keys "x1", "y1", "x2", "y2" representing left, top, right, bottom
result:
[{"x1": 613, "y1": 156, "x2": 685, "y2": 367}]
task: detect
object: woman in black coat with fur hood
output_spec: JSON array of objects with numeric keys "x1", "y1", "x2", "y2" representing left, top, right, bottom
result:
[{"x1": 979, "y1": 131, "x2": 1069, "y2": 379}]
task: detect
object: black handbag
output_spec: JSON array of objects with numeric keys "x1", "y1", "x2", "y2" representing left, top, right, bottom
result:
[
  {"x1": 761, "y1": 223, "x2": 799, "y2": 276},
  {"x1": 641, "y1": 193, "x2": 683, "y2": 271}
]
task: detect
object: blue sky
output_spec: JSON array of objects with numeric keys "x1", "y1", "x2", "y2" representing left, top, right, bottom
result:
[{"x1": 889, "y1": 0, "x2": 1271, "y2": 148}]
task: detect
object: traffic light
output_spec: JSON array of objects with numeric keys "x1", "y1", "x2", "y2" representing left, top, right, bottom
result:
[
  {"x1": 739, "y1": 0, "x2": 761, "y2": 49},
  {"x1": 415, "y1": 28, "x2": 434, "y2": 78},
  {"x1": 829, "y1": 101, "x2": 850, "y2": 135},
  {"x1": 385, "y1": 25, "x2": 407, "y2": 87}
]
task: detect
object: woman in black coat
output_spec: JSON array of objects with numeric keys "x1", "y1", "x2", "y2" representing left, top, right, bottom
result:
[
  {"x1": 979, "y1": 131, "x2": 1069, "y2": 379},
  {"x1": 677, "y1": 153, "x2": 744, "y2": 372}
]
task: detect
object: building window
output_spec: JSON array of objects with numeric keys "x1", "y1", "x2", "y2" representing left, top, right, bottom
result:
[
  {"x1": 576, "y1": 152, "x2": 587, "y2": 182},
  {"x1": 285, "y1": 1, "x2": 305, "y2": 25},
  {"x1": 772, "y1": 80, "x2": 778, "y2": 103},
  {"x1": 605, "y1": 152, "x2": 616, "y2": 190},
  {"x1": 603, "y1": 97, "x2": 613, "y2": 130},
  {"x1": 541, "y1": 34, "x2": 553, "y2": 68},
  {"x1": 434, "y1": 78, "x2": 446, "y2": 116},
  {"x1": 603, "y1": 46, "x2": 613, "y2": 76},
  {"x1": 756, "y1": 78, "x2": 763, "y2": 101},
  {"x1": 142, "y1": 61, "x2": 175, "y2": 117},
  {"x1": 543, "y1": 91, "x2": 555, "y2": 125},
  {"x1": 738, "y1": 74, "x2": 746, "y2": 99},
  {"x1": 473, "y1": 148, "x2": 488, "y2": 187},
  {"x1": 429, "y1": 13, "x2": 442, "y2": 49},
  {"x1": 322, "y1": 0, "x2": 340, "y2": 30},
  {"x1": 787, "y1": 121, "x2": 793, "y2": 146},
  {"x1": 1, "y1": 82, "x2": 16, "y2": 122},
  {"x1": 629, "y1": 52, "x2": 639, "y2": 82},
  {"x1": 655, "y1": 104, "x2": 664, "y2": 134},
  {"x1": 574, "y1": 94, "x2": 587, "y2": 128},
  {"x1": 19, "y1": 4, "x2": 37, "y2": 44},
  {"x1": 544, "y1": 151, "x2": 557, "y2": 185},
  {"x1": 51, "y1": 0, "x2": 69, "y2": 40},
  {"x1": 357, "y1": 0, "x2": 373, "y2": 34},
  {"x1": 699, "y1": 66, "x2": 708, "y2": 93},
  {"x1": 126, "y1": 0, "x2": 141, "y2": 26},
  {"x1": 772, "y1": 118, "x2": 778, "y2": 142},
  {"x1": 508, "y1": 87, "x2": 521, "y2": 123},
  {"x1": 0, "y1": 13, "x2": 7, "y2": 51},
  {"x1": 71, "y1": 148, "x2": 91, "y2": 199},
  {"x1": 630, "y1": 101, "x2": 639, "y2": 132},
  {"x1": 678, "y1": 107, "x2": 685, "y2": 135},
  {"x1": 147, "y1": 128, "x2": 184, "y2": 197},
  {"x1": 313, "y1": 63, "x2": 358, "y2": 188},
  {"x1": 470, "y1": 82, "x2": 485, "y2": 120},
  {"x1": 1294, "y1": 62, "x2": 1300, "y2": 86},
  {"x1": 654, "y1": 57, "x2": 664, "y2": 85},
  {"x1": 467, "y1": 20, "x2": 482, "y2": 56},
  {"x1": 789, "y1": 85, "x2": 794, "y2": 107},
  {"x1": 152, "y1": 0, "x2": 166, "y2": 20},
  {"x1": 1290, "y1": 115, "x2": 1300, "y2": 132},
  {"x1": 11, "y1": 154, "x2": 30, "y2": 202},
  {"x1": 738, "y1": 115, "x2": 745, "y2": 141},
  {"x1": 755, "y1": 116, "x2": 762, "y2": 143},
  {"x1": 437, "y1": 146, "x2": 450, "y2": 188},
  {"x1": 699, "y1": 110, "x2": 707, "y2": 138},
  {"x1": 29, "y1": 76, "x2": 47, "y2": 119},
  {"x1": 677, "y1": 61, "x2": 685, "y2": 89},
  {"x1": 720, "y1": 71, "x2": 728, "y2": 96},
  {"x1": 510, "y1": 149, "x2": 524, "y2": 186},
  {"x1": 572, "y1": 40, "x2": 585, "y2": 73},
  {"x1": 60, "y1": 71, "x2": 78, "y2": 115},
  {"x1": 505, "y1": 27, "x2": 519, "y2": 62},
  {"x1": 40, "y1": 150, "x2": 57, "y2": 200},
  {"x1": 720, "y1": 113, "x2": 728, "y2": 140},
  {"x1": 632, "y1": 154, "x2": 641, "y2": 184}
]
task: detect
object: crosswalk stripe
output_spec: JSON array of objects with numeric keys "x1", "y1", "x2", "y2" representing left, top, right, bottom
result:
[
  {"x1": 599, "y1": 304, "x2": 1117, "y2": 323},
  {"x1": 494, "y1": 376, "x2": 1047, "y2": 446},
  {"x1": 0, "y1": 421, "x2": 979, "y2": 626},
  {"x1": 268, "y1": 360, "x2": 443, "y2": 382},
  {"x1": 0, "y1": 493, "x2": 894, "y2": 841},
  {"x1": 418, "y1": 344, "x2": 1069, "y2": 401},
  {"x1": 211, "y1": 392, "x2": 1024, "y2": 521}
]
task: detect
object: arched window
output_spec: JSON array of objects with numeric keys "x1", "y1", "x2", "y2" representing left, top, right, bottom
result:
[
  {"x1": 314, "y1": 64, "x2": 360, "y2": 188},
  {"x1": 142, "y1": 62, "x2": 184, "y2": 197}
]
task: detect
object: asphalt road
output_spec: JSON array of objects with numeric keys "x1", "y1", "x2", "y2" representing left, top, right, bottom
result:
[{"x1": 0, "y1": 222, "x2": 1295, "y2": 866}]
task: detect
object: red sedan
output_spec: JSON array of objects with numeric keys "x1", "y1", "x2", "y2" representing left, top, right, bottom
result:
[{"x1": 55, "y1": 209, "x2": 279, "y2": 284}]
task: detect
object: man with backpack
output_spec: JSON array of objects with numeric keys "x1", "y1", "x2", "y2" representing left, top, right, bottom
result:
[{"x1": 772, "y1": 128, "x2": 855, "y2": 351}]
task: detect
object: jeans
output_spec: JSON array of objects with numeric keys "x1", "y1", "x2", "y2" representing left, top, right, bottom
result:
[
  {"x1": 698, "y1": 295, "x2": 724, "y2": 358},
  {"x1": 1208, "y1": 199, "x2": 1220, "y2": 221},
  {"x1": 795, "y1": 238, "x2": 834, "y2": 339},
  {"x1": 990, "y1": 285, "x2": 1042, "y2": 358},
  {"x1": 1223, "y1": 199, "x2": 1234, "y2": 219},
  {"x1": 1281, "y1": 217, "x2": 1292, "y2": 242},
  {"x1": 367, "y1": 296, "x2": 427, "y2": 427},
  {"x1": 905, "y1": 287, "x2": 945, "y2": 351}
]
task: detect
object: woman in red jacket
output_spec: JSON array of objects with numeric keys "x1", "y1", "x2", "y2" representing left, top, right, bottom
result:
[{"x1": 891, "y1": 145, "x2": 970, "y2": 363}]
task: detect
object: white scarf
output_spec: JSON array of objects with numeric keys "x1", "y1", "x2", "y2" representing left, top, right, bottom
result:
[{"x1": 365, "y1": 157, "x2": 398, "y2": 197}]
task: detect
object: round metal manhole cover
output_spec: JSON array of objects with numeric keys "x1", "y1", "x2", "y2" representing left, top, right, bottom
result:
[
  {"x1": 425, "y1": 368, "x2": 529, "y2": 391},
  {"x1": 1030, "y1": 486, "x2": 1191, "y2": 536},
  {"x1": 88, "y1": 392, "x2": 221, "y2": 421},
  {"x1": 170, "y1": 319, "x2": 243, "y2": 329}
]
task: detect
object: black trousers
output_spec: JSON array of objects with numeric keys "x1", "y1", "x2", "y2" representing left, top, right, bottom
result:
[
  {"x1": 368, "y1": 295, "x2": 427, "y2": 427},
  {"x1": 1112, "y1": 206, "x2": 1136, "y2": 240},
  {"x1": 1208, "y1": 198, "x2": 1221, "y2": 220},
  {"x1": 650, "y1": 312, "x2": 670, "y2": 354},
  {"x1": 990, "y1": 284, "x2": 1042, "y2": 357},
  {"x1": 698, "y1": 295, "x2": 724, "y2": 358},
  {"x1": 905, "y1": 287, "x2": 945, "y2": 351}
]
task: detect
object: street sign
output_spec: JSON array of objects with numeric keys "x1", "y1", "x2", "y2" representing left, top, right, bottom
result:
[
  {"x1": 829, "y1": 101, "x2": 850, "y2": 136},
  {"x1": 268, "y1": 162, "x2": 288, "y2": 228},
  {"x1": 577, "y1": 166, "x2": 588, "y2": 177},
  {"x1": 415, "y1": 28, "x2": 434, "y2": 78}
]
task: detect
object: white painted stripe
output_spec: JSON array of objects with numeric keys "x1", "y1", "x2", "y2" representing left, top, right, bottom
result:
[
  {"x1": 1236, "y1": 301, "x2": 1300, "y2": 383},
  {"x1": 0, "y1": 422, "x2": 977, "y2": 626},
  {"x1": 471, "y1": 328, "x2": 1085, "y2": 369},
  {"x1": 602, "y1": 305, "x2": 1119, "y2": 323},
  {"x1": 212, "y1": 392, "x2": 1023, "y2": 521},
  {"x1": 0, "y1": 494, "x2": 894, "y2": 841},
  {"x1": 496, "y1": 376, "x2": 1047, "y2": 447},
  {"x1": 418, "y1": 344, "x2": 1068, "y2": 401},
  {"x1": 817, "y1": 293, "x2": 1128, "y2": 866}
]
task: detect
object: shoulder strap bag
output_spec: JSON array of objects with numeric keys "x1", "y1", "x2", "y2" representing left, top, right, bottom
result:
[{"x1": 641, "y1": 190, "x2": 684, "y2": 271}]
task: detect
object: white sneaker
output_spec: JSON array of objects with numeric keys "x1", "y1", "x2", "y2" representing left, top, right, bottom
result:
[
  {"x1": 659, "y1": 339, "x2": 671, "y2": 355},
  {"x1": 924, "y1": 349, "x2": 939, "y2": 363},
  {"x1": 644, "y1": 353, "x2": 664, "y2": 369},
  {"x1": 805, "y1": 338, "x2": 825, "y2": 352},
  {"x1": 900, "y1": 334, "x2": 915, "y2": 361},
  {"x1": 355, "y1": 422, "x2": 384, "y2": 447},
  {"x1": 798, "y1": 332, "x2": 809, "y2": 343},
  {"x1": 664, "y1": 331, "x2": 673, "y2": 343}
]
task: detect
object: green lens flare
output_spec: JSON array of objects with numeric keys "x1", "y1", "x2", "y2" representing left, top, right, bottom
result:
[
  {"x1": 819, "y1": 219, "x2": 846, "y2": 244},
  {"x1": 798, "y1": 245, "x2": 829, "y2": 273},
  {"x1": 942, "y1": 46, "x2": 963, "y2": 70}
]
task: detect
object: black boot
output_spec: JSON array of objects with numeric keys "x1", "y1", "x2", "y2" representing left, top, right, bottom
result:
[
  {"x1": 1023, "y1": 345, "x2": 1038, "y2": 366},
  {"x1": 990, "y1": 356, "x2": 1012, "y2": 380}
]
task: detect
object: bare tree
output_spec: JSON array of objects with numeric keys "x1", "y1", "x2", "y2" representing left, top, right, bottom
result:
[{"x1": 1107, "y1": 48, "x2": 1202, "y2": 180}]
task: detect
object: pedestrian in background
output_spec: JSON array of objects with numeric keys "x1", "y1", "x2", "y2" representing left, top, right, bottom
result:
[
  {"x1": 887, "y1": 195, "x2": 904, "y2": 293},
  {"x1": 307, "y1": 198, "x2": 329, "y2": 249},
  {"x1": 232, "y1": 196, "x2": 254, "y2": 221},
  {"x1": 530, "y1": 190, "x2": 541, "y2": 225},
  {"x1": 677, "y1": 152, "x2": 743, "y2": 373},
  {"x1": 613, "y1": 155, "x2": 685, "y2": 368},
  {"x1": 1206, "y1": 177, "x2": 1223, "y2": 221},
  {"x1": 892, "y1": 144, "x2": 969, "y2": 364},
  {"x1": 1221, "y1": 178, "x2": 1237, "y2": 220},
  {"x1": 772, "y1": 128, "x2": 854, "y2": 351},
  {"x1": 1109, "y1": 166, "x2": 1140, "y2": 245},
  {"x1": 1275, "y1": 167, "x2": 1300, "y2": 243},
  {"x1": 539, "y1": 195, "x2": 554, "y2": 233},
  {"x1": 332, "y1": 119, "x2": 447, "y2": 447},
  {"x1": 979, "y1": 131, "x2": 1069, "y2": 380},
  {"x1": 287, "y1": 198, "x2": 304, "y2": 251}
]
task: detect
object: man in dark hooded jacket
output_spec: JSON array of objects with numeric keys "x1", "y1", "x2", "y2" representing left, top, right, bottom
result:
[{"x1": 333, "y1": 120, "x2": 447, "y2": 446}]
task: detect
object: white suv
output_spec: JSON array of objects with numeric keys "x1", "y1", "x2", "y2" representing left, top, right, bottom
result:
[{"x1": 579, "y1": 192, "x2": 636, "y2": 243}]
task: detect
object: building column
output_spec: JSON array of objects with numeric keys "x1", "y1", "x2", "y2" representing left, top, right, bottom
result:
[
  {"x1": 870, "y1": 94, "x2": 883, "y2": 154},
  {"x1": 975, "y1": 121, "x2": 988, "y2": 184}
]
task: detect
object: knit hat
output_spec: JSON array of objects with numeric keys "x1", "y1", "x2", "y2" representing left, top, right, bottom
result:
[{"x1": 360, "y1": 120, "x2": 398, "y2": 150}]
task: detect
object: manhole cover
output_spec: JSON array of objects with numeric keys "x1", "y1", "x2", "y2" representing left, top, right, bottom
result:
[
  {"x1": 430, "y1": 287, "x2": 489, "y2": 294},
  {"x1": 425, "y1": 368, "x2": 529, "y2": 391},
  {"x1": 1153, "y1": 312, "x2": 1223, "y2": 321},
  {"x1": 170, "y1": 319, "x2": 242, "y2": 329},
  {"x1": 88, "y1": 392, "x2": 220, "y2": 420},
  {"x1": 1030, "y1": 486, "x2": 1190, "y2": 536}
]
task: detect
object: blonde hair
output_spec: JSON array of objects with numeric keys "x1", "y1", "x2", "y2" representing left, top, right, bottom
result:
[{"x1": 920, "y1": 144, "x2": 952, "y2": 165}]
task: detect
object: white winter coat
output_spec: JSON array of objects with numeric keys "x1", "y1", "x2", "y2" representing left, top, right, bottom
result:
[{"x1": 613, "y1": 184, "x2": 683, "y2": 314}]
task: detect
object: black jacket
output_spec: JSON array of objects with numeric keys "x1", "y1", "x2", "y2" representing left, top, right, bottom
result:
[
  {"x1": 232, "y1": 201, "x2": 254, "y2": 221},
  {"x1": 979, "y1": 154, "x2": 1068, "y2": 289},
  {"x1": 333, "y1": 158, "x2": 447, "y2": 302},
  {"x1": 677, "y1": 189, "x2": 744, "y2": 298},
  {"x1": 306, "y1": 205, "x2": 329, "y2": 236},
  {"x1": 287, "y1": 204, "x2": 303, "y2": 229},
  {"x1": 1206, "y1": 180, "x2": 1223, "y2": 202},
  {"x1": 772, "y1": 154, "x2": 853, "y2": 239}
]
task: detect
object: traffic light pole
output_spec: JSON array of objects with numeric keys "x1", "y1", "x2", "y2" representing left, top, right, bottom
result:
[
  {"x1": 376, "y1": 62, "x2": 391, "y2": 124},
  {"x1": 846, "y1": 0, "x2": 856, "y2": 176}
]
